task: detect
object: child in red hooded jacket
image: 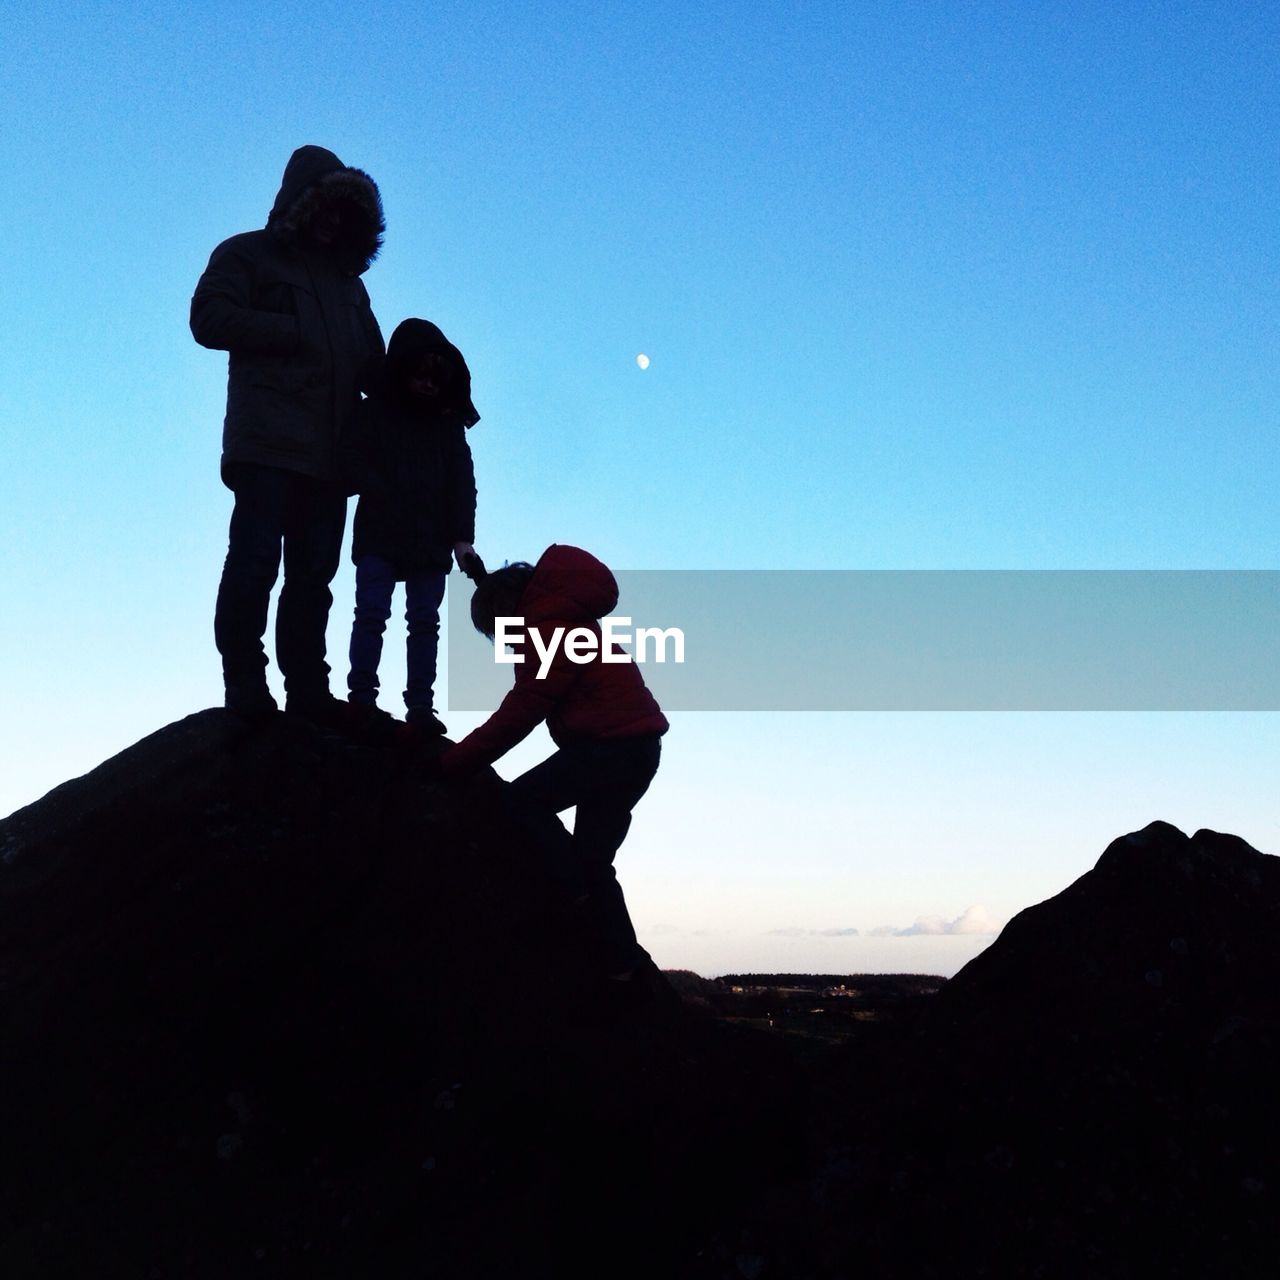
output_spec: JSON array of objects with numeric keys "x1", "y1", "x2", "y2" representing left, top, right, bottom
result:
[{"x1": 441, "y1": 545, "x2": 669, "y2": 981}]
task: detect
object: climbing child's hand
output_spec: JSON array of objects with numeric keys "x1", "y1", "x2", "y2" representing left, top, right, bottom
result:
[{"x1": 455, "y1": 543, "x2": 486, "y2": 581}]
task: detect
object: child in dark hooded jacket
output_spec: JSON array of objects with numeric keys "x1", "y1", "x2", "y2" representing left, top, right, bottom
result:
[{"x1": 345, "y1": 319, "x2": 480, "y2": 732}]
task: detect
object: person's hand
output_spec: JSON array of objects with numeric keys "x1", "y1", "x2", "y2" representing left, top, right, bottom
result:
[{"x1": 455, "y1": 543, "x2": 486, "y2": 581}]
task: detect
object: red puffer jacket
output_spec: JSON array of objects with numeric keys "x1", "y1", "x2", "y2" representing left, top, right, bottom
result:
[{"x1": 442, "y1": 545, "x2": 669, "y2": 773}]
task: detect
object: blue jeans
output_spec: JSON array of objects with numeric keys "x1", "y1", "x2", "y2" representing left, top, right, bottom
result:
[
  {"x1": 347, "y1": 555, "x2": 447, "y2": 713},
  {"x1": 214, "y1": 463, "x2": 347, "y2": 703},
  {"x1": 507, "y1": 735, "x2": 662, "y2": 975}
]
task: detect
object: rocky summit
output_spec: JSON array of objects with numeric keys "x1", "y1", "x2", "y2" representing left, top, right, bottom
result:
[
  {"x1": 0, "y1": 711, "x2": 801, "y2": 1279},
  {"x1": 1, "y1": 716, "x2": 1276, "y2": 1279}
]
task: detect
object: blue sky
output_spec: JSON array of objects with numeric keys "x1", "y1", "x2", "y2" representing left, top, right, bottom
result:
[{"x1": 2, "y1": 2, "x2": 1277, "y2": 974}]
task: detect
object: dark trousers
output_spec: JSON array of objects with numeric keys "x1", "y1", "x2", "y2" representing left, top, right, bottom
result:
[
  {"x1": 347, "y1": 555, "x2": 448, "y2": 713},
  {"x1": 507, "y1": 735, "x2": 662, "y2": 975},
  {"x1": 214, "y1": 462, "x2": 347, "y2": 704}
]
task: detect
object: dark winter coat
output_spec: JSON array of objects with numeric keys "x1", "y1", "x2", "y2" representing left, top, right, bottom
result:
[
  {"x1": 190, "y1": 145, "x2": 386, "y2": 487},
  {"x1": 349, "y1": 319, "x2": 479, "y2": 577},
  {"x1": 443, "y1": 545, "x2": 670, "y2": 774}
]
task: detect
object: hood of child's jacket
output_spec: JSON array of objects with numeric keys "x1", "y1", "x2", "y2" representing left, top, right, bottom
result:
[
  {"x1": 266, "y1": 144, "x2": 385, "y2": 276},
  {"x1": 523, "y1": 545, "x2": 620, "y2": 625},
  {"x1": 385, "y1": 318, "x2": 480, "y2": 428}
]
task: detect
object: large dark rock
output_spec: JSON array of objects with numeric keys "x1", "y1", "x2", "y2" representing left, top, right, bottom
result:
[
  {"x1": 703, "y1": 821, "x2": 1280, "y2": 1280},
  {"x1": 941, "y1": 819, "x2": 1280, "y2": 1030},
  {"x1": 7, "y1": 726, "x2": 1276, "y2": 1280},
  {"x1": 0, "y1": 712, "x2": 802, "y2": 1279}
]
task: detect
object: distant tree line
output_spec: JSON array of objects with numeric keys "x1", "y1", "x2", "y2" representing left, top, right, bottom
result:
[
  {"x1": 715, "y1": 974, "x2": 947, "y2": 998},
  {"x1": 661, "y1": 971, "x2": 947, "y2": 1019}
]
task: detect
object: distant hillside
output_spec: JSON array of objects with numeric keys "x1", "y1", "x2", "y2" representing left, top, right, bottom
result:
[{"x1": 702, "y1": 821, "x2": 1280, "y2": 1279}]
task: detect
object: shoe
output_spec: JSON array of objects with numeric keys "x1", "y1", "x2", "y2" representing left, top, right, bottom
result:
[
  {"x1": 284, "y1": 694, "x2": 345, "y2": 735},
  {"x1": 405, "y1": 706, "x2": 449, "y2": 735},
  {"x1": 346, "y1": 700, "x2": 401, "y2": 742},
  {"x1": 346, "y1": 695, "x2": 393, "y2": 721},
  {"x1": 224, "y1": 686, "x2": 279, "y2": 724},
  {"x1": 286, "y1": 694, "x2": 398, "y2": 741}
]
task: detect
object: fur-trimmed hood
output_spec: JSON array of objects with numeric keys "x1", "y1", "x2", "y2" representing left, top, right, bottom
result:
[{"x1": 266, "y1": 145, "x2": 384, "y2": 276}]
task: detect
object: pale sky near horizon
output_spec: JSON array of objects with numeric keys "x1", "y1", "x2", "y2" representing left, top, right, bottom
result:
[{"x1": 2, "y1": 2, "x2": 1277, "y2": 976}]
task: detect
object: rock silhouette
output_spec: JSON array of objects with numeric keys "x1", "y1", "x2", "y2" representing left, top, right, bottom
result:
[
  {"x1": 2, "y1": 721, "x2": 1276, "y2": 1279},
  {"x1": 709, "y1": 821, "x2": 1280, "y2": 1279},
  {"x1": 0, "y1": 711, "x2": 800, "y2": 1278}
]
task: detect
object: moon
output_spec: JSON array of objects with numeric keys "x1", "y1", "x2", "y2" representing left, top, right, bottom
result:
[{"x1": 636, "y1": 353, "x2": 650, "y2": 370}]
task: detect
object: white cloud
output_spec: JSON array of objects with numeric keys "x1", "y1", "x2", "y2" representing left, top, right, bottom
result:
[
  {"x1": 871, "y1": 905, "x2": 1003, "y2": 938},
  {"x1": 949, "y1": 905, "x2": 1003, "y2": 935},
  {"x1": 765, "y1": 926, "x2": 861, "y2": 938}
]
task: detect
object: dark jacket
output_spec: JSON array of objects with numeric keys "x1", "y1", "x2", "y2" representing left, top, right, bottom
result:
[
  {"x1": 349, "y1": 319, "x2": 479, "y2": 577},
  {"x1": 443, "y1": 545, "x2": 670, "y2": 774},
  {"x1": 190, "y1": 145, "x2": 386, "y2": 486}
]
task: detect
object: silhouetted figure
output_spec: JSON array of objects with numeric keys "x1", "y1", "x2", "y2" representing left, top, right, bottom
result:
[
  {"x1": 191, "y1": 145, "x2": 385, "y2": 722},
  {"x1": 443, "y1": 546, "x2": 669, "y2": 982},
  {"x1": 345, "y1": 319, "x2": 481, "y2": 734}
]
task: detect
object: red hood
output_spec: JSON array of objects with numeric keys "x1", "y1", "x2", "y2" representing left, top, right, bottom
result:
[{"x1": 522, "y1": 545, "x2": 620, "y2": 626}]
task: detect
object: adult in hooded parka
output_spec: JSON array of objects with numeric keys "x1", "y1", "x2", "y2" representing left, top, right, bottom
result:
[{"x1": 191, "y1": 145, "x2": 386, "y2": 722}]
